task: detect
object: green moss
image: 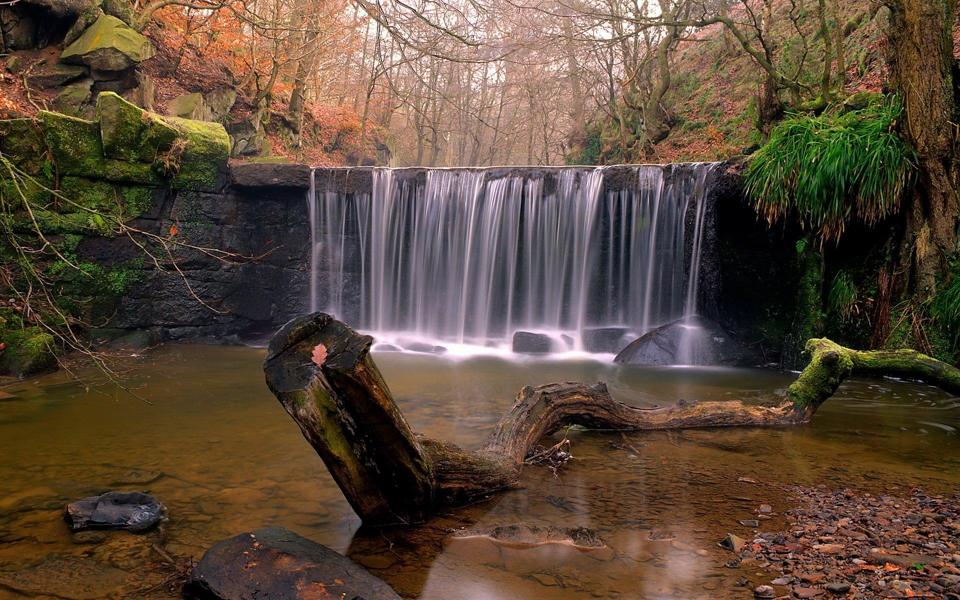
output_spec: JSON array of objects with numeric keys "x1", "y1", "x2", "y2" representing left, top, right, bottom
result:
[
  {"x1": 39, "y1": 111, "x2": 107, "y2": 178},
  {"x1": 96, "y1": 92, "x2": 177, "y2": 163},
  {"x1": 120, "y1": 186, "x2": 153, "y2": 216},
  {"x1": 787, "y1": 338, "x2": 854, "y2": 408},
  {"x1": 58, "y1": 177, "x2": 154, "y2": 219},
  {"x1": 60, "y1": 14, "x2": 154, "y2": 70},
  {"x1": 0, "y1": 119, "x2": 47, "y2": 174},
  {"x1": 103, "y1": 159, "x2": 164, "y2": 185},
  {"x1": 165, "y1": 117, "x2": 230, "y2": 192},
  {"x1": 0, "y1": 325, "x2": 57, "y2": 377},
  {"x1": 0, "y1": 175, "x2": 53, "y2": 209}
]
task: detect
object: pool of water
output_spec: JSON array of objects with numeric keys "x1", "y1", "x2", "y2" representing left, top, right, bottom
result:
[{"x1": 0, "y1": 345, "x2": 958, "y2": 599}]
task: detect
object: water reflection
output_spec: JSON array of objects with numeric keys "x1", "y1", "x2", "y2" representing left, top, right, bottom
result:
[{"x1": 0, "y1": 346, "x2": 957, "y2": 599}]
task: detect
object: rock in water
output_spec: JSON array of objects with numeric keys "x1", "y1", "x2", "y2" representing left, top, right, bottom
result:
[
  {"x1": 183, "y1": 527, "x2": 402, "y2": 600},
  {"x1": 512, "y1": 331, "x2": 554, "y2": 354},
  {"x1": 581, "y1": 327, "x2": 631, "y2": 353},
  {"x1": 614, "y1": 316, "x2": 756, "y2": 366},
  {"x1": 65, "y1": 491, "x2": 165, "y2": 532}
]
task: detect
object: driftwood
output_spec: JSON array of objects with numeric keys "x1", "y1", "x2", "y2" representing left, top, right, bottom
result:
[{"x1": 263, "y1": 314, "x2": 960, "y2": 526}]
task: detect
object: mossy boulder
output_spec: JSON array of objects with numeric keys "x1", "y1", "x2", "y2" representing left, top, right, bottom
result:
[
  {"x1": 59, "y1": 176, "x2": 153, "y2": 218},
  {"x1": 96, "y1": 92, "x2": 176, "y2": 162},
  {"x1": 39, "y1": 110, "x2": 107, "y2": 177},
  {"x1": 0, "y1": 119, "x2": 47, "y2": 174},
  {"x1": 64, "y1": 4, "x2": 104, "y2": 46},
  {"x1": 167, "y1": 92, "x2": 211, "y2": 121},
  {"x1": 33, "y1": 100, "x2": 227, "y2": 191},
  {"x1": 0, "y1": 326, "x2": 57, "y2": 378},
  {"x1": 165, "y1": 117, "x2": 230, "y2": 191},
  {"x1": 51, "y1": 79, "x2": 94, "y2": 118},
  {"x1": 60, "y1": 15, "x2": 154, "y2": 72}
]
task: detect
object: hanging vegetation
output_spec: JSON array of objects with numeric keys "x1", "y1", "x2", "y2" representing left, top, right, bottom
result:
[{"x1": 744, "y1": 97, "x2": 916, "y2": 241}]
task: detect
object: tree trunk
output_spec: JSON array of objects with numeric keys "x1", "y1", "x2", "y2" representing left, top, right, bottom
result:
[
  {"x1": 263, "y1": 314, "x2": 960, "y2": 527},
  {"x1": 887, "y1": 0, "x2": 960, "y2": 295}
]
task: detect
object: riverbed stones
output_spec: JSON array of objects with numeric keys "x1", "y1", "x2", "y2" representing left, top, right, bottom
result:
[
  {"x1": 737, "y1": 487, "x2": 960, "y2": 599},
  {"x1": 753, "y1": 585, "x2": 775, "y2": 598},
  {"x1": 183, "y1": 527, "x2": 402, "y2": 600},
  {"x1": 0, "y1": 556, "x2": 130, "y2": 599},
  {"x1": 720, "y1": 532, "x2": 746, "y2": 553},
  {"x1": 65, "y1": 491, "x2": 165, "y2": 532}
]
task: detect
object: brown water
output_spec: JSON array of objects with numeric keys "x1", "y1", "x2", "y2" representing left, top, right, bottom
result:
[{"x1": 0, "y1": 345, "x2": 958, "y2": 599}]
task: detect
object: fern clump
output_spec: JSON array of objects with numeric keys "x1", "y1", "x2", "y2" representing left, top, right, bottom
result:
[{"x1": 744, "y1": 96, "x2": 916, "y2": 241}]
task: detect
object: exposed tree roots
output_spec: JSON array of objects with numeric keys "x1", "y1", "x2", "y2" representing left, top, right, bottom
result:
[{"x1": 263, "y1": 314, "x2": 960, "y2": 527}]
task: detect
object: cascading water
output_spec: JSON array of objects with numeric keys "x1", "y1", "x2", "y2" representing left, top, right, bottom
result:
[{"x1": 308, "y1": 164, "x2": 716, "y2": 358}]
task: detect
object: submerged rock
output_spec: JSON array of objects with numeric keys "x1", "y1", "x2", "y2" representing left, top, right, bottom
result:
[
  {"x1": 65, "y1": 491, "x2": 165, "y2": 532},
  {"x1": 183, "y1": 527, "x2": 401, "y2": 600},
  {"x1": 0, "y1": 556, "x2": 131, "y2": 599},
  {"x1": 453, "y1": 524, "x2": 607, "y2": 549},
  {"x1": 614, "y1": 316, "x2": 755, "y2": 366},
  {"x1": 446, "y1": 524, "x2": 614, "y2": 573}
]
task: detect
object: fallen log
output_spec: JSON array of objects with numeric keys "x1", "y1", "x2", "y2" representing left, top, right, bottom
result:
[{"x1": 263, "y1": 314, "x2": 960, "y2": 526}]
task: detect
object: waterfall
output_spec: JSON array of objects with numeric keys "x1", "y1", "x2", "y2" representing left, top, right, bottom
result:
[{"x1": 308, "y1": 164, "x2": 716, "y2": 356}]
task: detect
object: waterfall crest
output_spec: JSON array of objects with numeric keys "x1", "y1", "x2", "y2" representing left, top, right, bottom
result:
[{"x1": 308, "y1": 164, "x2": 716, "y2": 357}]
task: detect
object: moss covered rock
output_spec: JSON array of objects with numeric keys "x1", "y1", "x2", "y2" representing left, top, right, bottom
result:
[
  {"x1": 39, "y1": 111, "x2": 107, "y2": 177},
  {"x1": 96, "y1": 92, "x2": 176, "y2": 162},
  {"x1": 60, "y1": 14, "x2": 154, "y2": 72},
  {"x1": 167, "y1": 92, "x2": 211, "y2": 121},
  {"x1": 0, "y1": 119, "x2": 47, "y2": 174},
  {"x1": 165, "y1": 117, "x2": 230, "y2": 191},
  {"x1": 52, "y1": 80, "x2": 94, "y2": 118},
  {"x1": 0, "y1": 327, "x2": 57, "y2": 378},
  {"x1": 59, "y1": 176, "x2": 153, "y2": 218}
]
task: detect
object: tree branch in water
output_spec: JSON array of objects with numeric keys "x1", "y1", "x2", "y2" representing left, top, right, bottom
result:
[{"x1": 263, "y1": 314, "x2": 960, "y2": 527}]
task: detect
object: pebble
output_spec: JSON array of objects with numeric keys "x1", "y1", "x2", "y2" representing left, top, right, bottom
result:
[
  {"x1": 727, "y1": 486, "x2": 960, "y2": 599},
  {"x1": 825, "y1": 582, "x2": 850, "y2": 594},
  {"x1": 754, "y1": 584, "x2": 775, "y2": 598}
]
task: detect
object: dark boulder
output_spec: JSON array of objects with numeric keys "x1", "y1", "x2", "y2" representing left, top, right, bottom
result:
[
  {"x1": 229, "y1": 162, "x2": 312, "y2": 190},
  {"x1": 512, "y1": 331, "x2": 553, "y2": 354},
  {"x1": 614, "y1": 316, "x2": 757, "y2": 367},
  {"x1": 581, "y1": 327, "x2": 631, "y2": 353},
  {"x1": 65, "y1": 491, "x2": 165, "y2": 532},
  {"x1": 183, "y1": 527, "x2": 402, "y2": 600}
]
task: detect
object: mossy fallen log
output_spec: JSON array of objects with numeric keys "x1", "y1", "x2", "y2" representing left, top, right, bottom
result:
[
  {"x1": 787, "y1": 338, "x2": 960, "y2": 408},
  {"x1": 263, "y1": 315, "x2": 960, "y2": 527}
]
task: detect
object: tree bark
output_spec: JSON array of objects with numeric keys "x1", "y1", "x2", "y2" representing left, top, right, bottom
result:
[{"x1": 886, "y1": 0, "x2": 960, "y2": 295}]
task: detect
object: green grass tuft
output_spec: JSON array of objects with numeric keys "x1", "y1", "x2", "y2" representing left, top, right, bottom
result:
[{"x1": 744, "y1": 96, "x2": 916, "y2": 241}]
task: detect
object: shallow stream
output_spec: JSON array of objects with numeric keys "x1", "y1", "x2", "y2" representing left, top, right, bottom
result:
[{"x1": 1, "y1": 345, "x2": 958, "y2": 599}]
